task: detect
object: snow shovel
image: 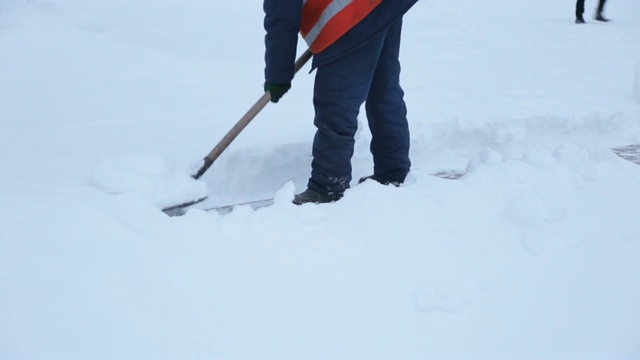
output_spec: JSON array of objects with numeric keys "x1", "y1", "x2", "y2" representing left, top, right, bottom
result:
[{"x1": 162, "y1": 49, "x2": 313, "y2": 215}]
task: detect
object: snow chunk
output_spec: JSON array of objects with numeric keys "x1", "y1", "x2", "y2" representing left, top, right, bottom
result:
[
  {"x1": 272, "y1": 181, "x2": 296, "y2": 205},
  {"x1": 90, "y1": 153, "x2": 209, "y2": 209}
]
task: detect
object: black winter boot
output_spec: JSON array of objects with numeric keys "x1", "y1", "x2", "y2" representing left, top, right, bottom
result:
[
  {"x1": 358, "y1": 175, "x2": 403, "y2": 187},
  {"x1": 575, "y1": 16, "x2": 586, "y2": 24},
  {"x1": 293, "y1": 188, "x2": 342, "y2": 205},
  {"x1": 594, "y1": 12, "x2": 610, "y2": 22}
]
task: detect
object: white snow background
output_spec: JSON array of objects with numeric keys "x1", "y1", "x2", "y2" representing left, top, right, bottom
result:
[{"x1": 2, "y1": 0, "x2": 640, "y2": 359}]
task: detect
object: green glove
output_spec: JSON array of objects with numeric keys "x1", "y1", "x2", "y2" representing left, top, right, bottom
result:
[{"x1": 264, "y1": 82, "x2": 291, "y2": 103}]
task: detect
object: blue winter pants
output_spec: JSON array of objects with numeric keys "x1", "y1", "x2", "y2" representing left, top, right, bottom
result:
[{"x1": 308, "y1": 19, "x2": 411, "y2": 196}]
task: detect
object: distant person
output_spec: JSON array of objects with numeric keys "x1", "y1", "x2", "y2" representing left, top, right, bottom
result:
[{"x1": 576, "y1": 0, "x2": 610, "y2": 24}]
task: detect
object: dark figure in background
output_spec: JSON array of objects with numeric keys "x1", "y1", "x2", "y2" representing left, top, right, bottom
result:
[{"x1": 576, "y1": 0, "x2": 610, "y2": 23}]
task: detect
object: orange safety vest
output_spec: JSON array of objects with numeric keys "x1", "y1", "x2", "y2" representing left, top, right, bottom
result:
[{"x1": 300, "y1": 0, "x2": 383, "y2": 54}]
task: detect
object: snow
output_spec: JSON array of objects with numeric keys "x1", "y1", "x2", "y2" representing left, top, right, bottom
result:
[
  {"x1": 1, "y1": 0, "x2": 640, "y2": 359},
  {"x1": 635, "y1": 60, "x2": 640, "y2": 104}
]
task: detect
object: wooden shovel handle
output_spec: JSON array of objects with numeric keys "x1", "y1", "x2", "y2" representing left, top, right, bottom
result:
[{"x1": 193, "y1": 49, "x2": 313, "y2": 180}]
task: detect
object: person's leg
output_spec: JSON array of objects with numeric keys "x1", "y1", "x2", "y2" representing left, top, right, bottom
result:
[
  {"x1": 364, "y1": 19, "x2": 411, "y2": 184},
  {"x1": 575, "y1": 0, "x2": 585, "y2": 19},
  {"x1": 308, "y1": 34, "x2": 387, "y2": 196},
  {"x1": 594, "y1": 0, "x2": 609, "y2": 21},
  {"x1": 597, "y1": 0, "x2": 607, "y2": 14}
]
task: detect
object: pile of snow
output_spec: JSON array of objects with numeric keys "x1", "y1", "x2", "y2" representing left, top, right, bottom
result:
[{"x1": 91, "y1": 153, "x2": 209, "y2": 210}]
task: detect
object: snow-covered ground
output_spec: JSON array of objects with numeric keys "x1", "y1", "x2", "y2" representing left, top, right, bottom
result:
[{"x1": 1, "y1": 0, "x2": 640, "y2": 359}]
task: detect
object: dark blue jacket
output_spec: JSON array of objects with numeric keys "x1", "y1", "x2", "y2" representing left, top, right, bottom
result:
[{"x1": 263, "y1": 0, "x2": 419, "y2": 84}]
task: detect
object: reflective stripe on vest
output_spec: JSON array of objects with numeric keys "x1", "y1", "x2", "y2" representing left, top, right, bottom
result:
[{"x1": 300, "y1": 0, "x2": 383, "y2": 54}]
